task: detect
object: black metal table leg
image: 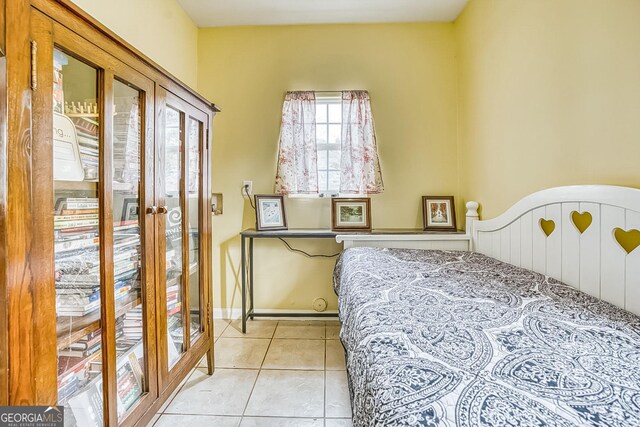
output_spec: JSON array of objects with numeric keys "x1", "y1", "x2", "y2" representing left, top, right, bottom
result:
[
  {"x1": 241, "y1": 235, "x2": 247, "y2": 333},
  {"x1": 249, "y1": 237, "x2": 254, "y2": 320}
]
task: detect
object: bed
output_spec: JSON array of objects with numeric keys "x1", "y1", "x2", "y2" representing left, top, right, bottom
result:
[{"x1": 333, "y1": 185, "x2": 640, "y2": 426}]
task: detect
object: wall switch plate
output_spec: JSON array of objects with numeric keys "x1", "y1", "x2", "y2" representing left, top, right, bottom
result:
[{"x1": 242, "y1": 180, "x2": 253, "y2": 196}]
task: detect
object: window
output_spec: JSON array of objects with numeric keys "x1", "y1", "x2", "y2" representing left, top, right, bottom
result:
[
  {"x1": 315, "y1": 96, "x2": 342, "y2": 195},
  {"x1": 275, "y1": 90, "x2": 383, "y2": 196}
]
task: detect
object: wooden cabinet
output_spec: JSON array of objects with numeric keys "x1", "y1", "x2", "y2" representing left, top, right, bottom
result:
[{"x1": 0, "y1": 1, "x2": 218, "y2": 425}]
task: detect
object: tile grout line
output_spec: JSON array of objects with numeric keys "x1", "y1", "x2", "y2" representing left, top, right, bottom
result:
[
  {"x1": 161, "y1": 320, "x2": 346, "y2": 425},
  {"x1": 156, "y1": 362, "x2": 199, "y2": 417},
  {"x1": 324, "y1": 323, "x2": 327, "y2": 421},
  {"x1": 240, "y1": 320, "x2": 279, "y2": 418}
]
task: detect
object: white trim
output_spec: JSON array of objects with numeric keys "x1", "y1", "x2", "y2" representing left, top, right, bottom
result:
[
  {"x1": 336, "y1": 233, "x2": 470, "y2": 242},
  {"x1": 213, "y1": 308, "x2": 338, "y2": 320},
  {"x1": 336, "y1": 232, "x2": 471, "y2": 250},
  {"x1": 214, "y1": 308, "x2": 241, "y2": 320}
]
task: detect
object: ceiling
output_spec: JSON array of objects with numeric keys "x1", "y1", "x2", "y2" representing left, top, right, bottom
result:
[{"x1": 177, "y1": 0, "x2": 469, "y2": 27}]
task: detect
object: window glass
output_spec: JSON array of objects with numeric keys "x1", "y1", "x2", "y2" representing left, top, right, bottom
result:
[{"x1": 316, "y1": 98, "x2": 342, "y2": 194}]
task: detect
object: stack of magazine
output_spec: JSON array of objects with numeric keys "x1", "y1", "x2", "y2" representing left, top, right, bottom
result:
[{"x1": 54, "y1": 198, "x2": 142, "y2": 317}]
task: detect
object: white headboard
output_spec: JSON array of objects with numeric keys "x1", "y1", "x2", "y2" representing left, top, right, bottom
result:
[{"x1": 466, "y1": 185, "x2": 640, "y2": 316}]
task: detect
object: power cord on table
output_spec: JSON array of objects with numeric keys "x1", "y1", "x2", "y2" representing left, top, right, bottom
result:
[
  {"x1": 278, "y1": 237, "x2": 340, "y2": 258},
  {"x1": 243, "y1": 184, "x2": 340, "y2": 258},
  {"x1": 244, "y1": 185, "x2": 256, "y2": 209}
]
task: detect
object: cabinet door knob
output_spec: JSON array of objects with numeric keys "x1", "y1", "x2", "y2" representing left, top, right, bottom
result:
[
  {"x1": 157, "y1": 206, "x2": 169, "y2": 214},
  {"x1": 146, "y1": 206, "x2": 157, "y2": 215}
]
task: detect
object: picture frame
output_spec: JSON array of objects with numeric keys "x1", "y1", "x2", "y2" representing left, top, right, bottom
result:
[
  {"x1": 331, "y1": 198, "x2": 372, "y2": 231},
  {"x1": 255, "y1": 194, "x2": 288, "y2": 231},
  {"x1": 120, "y1": 198, "x2": 139, "y2": 222},
  {"x1": 422, "y1": 196, "x2": 457, "y2": 232}
]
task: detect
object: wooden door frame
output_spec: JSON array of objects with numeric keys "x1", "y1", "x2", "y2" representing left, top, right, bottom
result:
[{"x1": 0, "y1": 0, "x2": 9, "y2": 406}]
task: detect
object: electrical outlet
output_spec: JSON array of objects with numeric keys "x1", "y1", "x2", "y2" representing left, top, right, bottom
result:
[{"x1": 242, "y1": 180, "x2": 253, "y2": 196}]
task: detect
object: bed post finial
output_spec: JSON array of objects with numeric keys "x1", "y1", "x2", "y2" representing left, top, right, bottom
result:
[
  {"x1": 465, "y1": 201, "x2": 479, "y2": 250},
  {"x1": 466, "y1": 201, "x2": 479, "y2": 219}
]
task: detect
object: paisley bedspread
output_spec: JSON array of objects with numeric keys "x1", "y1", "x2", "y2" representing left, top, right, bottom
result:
[{"x1": 333, "y1": 248, "x2": 640, "y2": 427}]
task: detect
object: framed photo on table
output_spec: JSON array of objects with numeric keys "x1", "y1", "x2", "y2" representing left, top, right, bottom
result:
[
  {"x1": 422, "y1": 196, "x2": 457, "y2": 231},
  {"x1": 331, "y1": 198, "x2": 372, "y2": 231},
  {"x1": 255, "y1": 195, "x2": 288, "y2": 231}
]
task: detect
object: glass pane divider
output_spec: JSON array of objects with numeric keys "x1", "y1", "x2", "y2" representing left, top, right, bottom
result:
[
  {"x1": 180, "y1": 111, "x2": 191, "y2": 352},
  {"x1": 198, "y1": 121, "x2": 206, "y2": 338},
  {"x1": 99, "y1": 69, "x2": 119, "y2": 426}
]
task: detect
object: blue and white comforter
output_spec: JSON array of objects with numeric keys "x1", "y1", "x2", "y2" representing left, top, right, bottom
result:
[{"x1": 333, "y1": 248, "x2": 640, "y2": 427}]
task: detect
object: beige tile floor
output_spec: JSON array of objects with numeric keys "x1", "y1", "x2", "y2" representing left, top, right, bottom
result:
[{"x1": 149, "y1": 319, "x2": 352, "y2": 427}]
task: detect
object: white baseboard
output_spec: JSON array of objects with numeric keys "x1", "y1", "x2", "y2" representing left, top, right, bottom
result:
[
  {"x1": 213, "y1": 308, "x2": 338, "y2": 320},
  {"x1": 214, "y1": 308, "x2": 242, "y2": 320}
]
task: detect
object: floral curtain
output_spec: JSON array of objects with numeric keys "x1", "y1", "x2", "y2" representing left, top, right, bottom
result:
[
  {"x1": 340, "y1": 90, "x2": 384, "y2": 194},
  {"x1": 274, "y1": 91, "x2": 318, "y2": 194}
]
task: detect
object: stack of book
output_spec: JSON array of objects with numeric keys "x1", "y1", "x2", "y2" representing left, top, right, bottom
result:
[
  {"x1": 57, "y1": 357, "x2": 83, "y2": 403},
  {"x1": 121, "y1": 307, "x2": 143, "y2": 341},
  {"x1": 57, "y1": 329, "x2": 103, "y2": 403},
  {"x1": 59, "y1": 331, "x2": 102, "y2": 358},
  {"x1": 113, "y1": 97, "x2": 140, "y2": 190},
  {"x1": 115, "y1": 319, "x2": 138, "y2": 356},
  {"x1": 54, "y1": 200, "x2": 142, "y2": 318},
  {"x1": 54, "y1": 197, "x2": 101, "y2": 317},
  {"x1": 166, "y1": 280, "x2": 181, "y2": 317},
  {"x1": 113, "y1": 219, "x2": 141, "y2": 304}
]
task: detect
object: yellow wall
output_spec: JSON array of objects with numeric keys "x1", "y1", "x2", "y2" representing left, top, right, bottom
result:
[
  {"x1": 198, "y1": 24, "x2": 459, "y2": 312},
  {"x1": 71, "y1": 0, "x2": 199, "y2": 87},
  {"x1": 456, "y1": 0, "x2": 640, "y2": 221}
]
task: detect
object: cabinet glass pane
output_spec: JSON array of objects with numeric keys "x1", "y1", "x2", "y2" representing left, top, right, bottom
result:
[
  {"x1": 53, "y1": 49, "x2": 103, "y2": 427},
  {"x1": 165, "y1": 106, "x2": 185, "y2": 367},
  {"x1": 187, "y1": 118, "x2": 202, "y2": 343},
  {"x1": 112, "y1": 79, "x2": 145, "y2": 419}
]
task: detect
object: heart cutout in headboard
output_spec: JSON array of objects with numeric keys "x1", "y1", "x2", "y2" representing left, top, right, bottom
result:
[
  {"x1": 613, "y1": 228, "x2": 640, "y2": 254},
  {"x1": 539, "y1": 218, "x2": 556, "y2": 237},
  {"x1": 571, "y1": 211, "x2": 593, "y2": 234}
]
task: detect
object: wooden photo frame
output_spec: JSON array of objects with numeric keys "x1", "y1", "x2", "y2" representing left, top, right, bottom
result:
[
  {"x1": 422, "y1": 196, "x2": 457, "y2": 231},
  {"x1": 255, "y1": 194, "x2": 288, "y2": 231},
  {"x1": 331, "y1": 198, "x2": 372, "y2": 231}
]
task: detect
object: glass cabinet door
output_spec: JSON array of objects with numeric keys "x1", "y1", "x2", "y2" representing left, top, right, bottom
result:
[
  {"x1": 163, "y1": 105, "x2": 185, "y2": 368},
  {"x1": 111, "y1": 79, "x2": 146, "y2": 421},
  {"x1": 48, "y1": 30, "x2": 156, "y2": 425},
  {"x1": 53, "y1": 49, "x2": 105, "y2": 427},
  {"x1": 159, "y1": 89, "x2": 209, "y2": 381}
]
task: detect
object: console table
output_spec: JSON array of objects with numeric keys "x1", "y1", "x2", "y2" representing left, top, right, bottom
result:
[
  {"x1": 238, "y1": 228, "x2": 472, "y2": 332},
  {"x1": 239, "y1": 229, "x2": 340, "y2": 332}
]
